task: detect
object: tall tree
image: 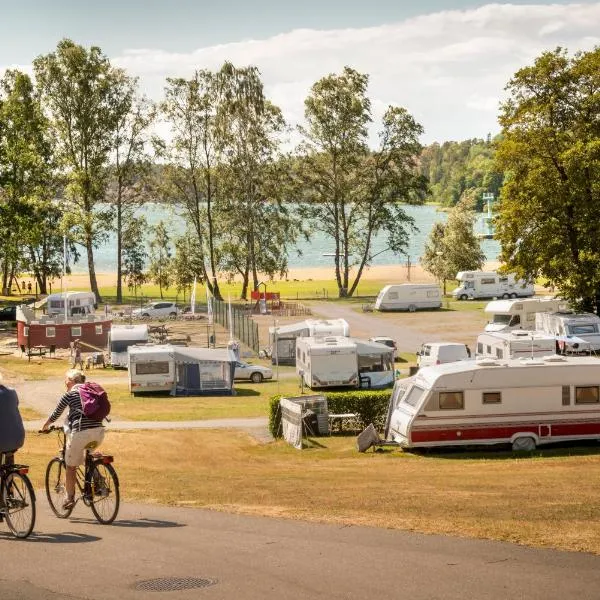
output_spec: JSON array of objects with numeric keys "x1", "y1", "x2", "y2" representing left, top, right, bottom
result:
[
  {"x1": 495, "y1": 47, "x2": 600, "y2": 310},
  {"x1": 148, "y1": 220, "x2": 173, "y2": 299},
  {"x1": 297, "y1": 67, "x2": 426, "y2": 297},
  {"x1": 34, "y1": 39, "x2": 130, "y2": 303},
  {"x1": 122, "y1": 216, "x2": 148, "y2": 299},
  {"x1": 172, "y1": 233, "x2": 204, "y2": 301},
  {"x1": 421, "y1": 222, "x2": 453, "y2": 294}
]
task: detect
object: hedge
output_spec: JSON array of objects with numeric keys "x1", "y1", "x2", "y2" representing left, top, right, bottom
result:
[{"x1": 268, "y1": 389, "x2": 391, "y2": 438}]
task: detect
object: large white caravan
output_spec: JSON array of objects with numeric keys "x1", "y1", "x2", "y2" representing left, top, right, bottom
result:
[
  {"x1": 296, "y1": 336, "x2": 359, "y2": 389},
  {"x1": 45, "y1": 291, "x2": 97, "y2": 317},
  {"x1": 387, "y1": 355, "x2": 600, "y2": 451},
  {"x1": 453, "y1": 271, "x2": 534, "y2": 301},
  {"x1": 484, "y1": 297, "x2": 569, "y2": 332},
  {"x1": 476, "y1": 330, "x2": 557, "y2": 360},
  {"x1": 374, "y1": 284, "x2": 442, "y2": 312},
  {"x1": 269, "y1": 319, "x2": 349, "y2": 365},
  {"x1": 536, "y1": 311, "x2": 600, "y2": 352},
  {"x1": 108, "y1": 324, "x2": 149, "y2": 368}
]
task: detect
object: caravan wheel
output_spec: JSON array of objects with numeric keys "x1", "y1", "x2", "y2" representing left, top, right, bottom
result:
[
  {"x1": 510, "y1": 293, "x2": 517, "y2": 299},
  {"x1": 512, "y1": 436, "x2": 536, "y2": 452},
  {"x1": 459, "y1": 294, "x2": 468, "y2": 301},
  {"x1": 502, "y1": 293, "x2": 510, "y2": 299},
  {"x1": 408, "y1": 304, "x2": 417, "y2": 313}
]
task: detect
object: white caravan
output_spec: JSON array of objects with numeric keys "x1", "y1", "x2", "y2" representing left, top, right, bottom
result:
[
  {"x1": 536, "y1": 312, "x2": 600, "y2": 352},
  {"x1": 417, "y1": 342, "x2": 470, "y2": 367},
  {"x1": 476, "y1": 330, "x2": 557, "y2": 360},
  {"x1": 484, "y1": 297, "x2": 569, "y2": 332},
  {"x1": 269, "y1": 319, "x2": 350, "y2": 365},
  {"x1": 387, "y1": 355, "x2": 600, "y2": 451},
  {"x1": 453, "y1": 271, "x2": 534, "y2": 301},
  {"x1": 296, "y1": 336, "x2": 359, "y2": 389},
  {"x1": 46, "y1": 291, "x2": 97, "y2": 317},
  {"x1": 374, "y1": 284, "x2": 442, "y2": 312},
  {"x1": 108, "y1": 324, "x2": 149, "y2": 368}
]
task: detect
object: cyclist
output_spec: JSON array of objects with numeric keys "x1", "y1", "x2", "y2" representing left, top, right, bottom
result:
[
  {"x1": 41, "y1": 369, "x2": 105, "y2": 510},
  {"x1": 0, "y1": 374, "x2": 25, "y2": 467}
]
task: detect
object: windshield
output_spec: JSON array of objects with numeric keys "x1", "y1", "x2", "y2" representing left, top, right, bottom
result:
[{"x1": 492, "y1": 314, "x2": 511, "y2": 324}]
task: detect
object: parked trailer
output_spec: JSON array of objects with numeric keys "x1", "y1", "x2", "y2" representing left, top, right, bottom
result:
[
  {"x1": 269, "y1": 318, "x2": 350, "y2": 365},
  {"x1": 387, "y1": 355, "x2": 600, "y2": 451},
  {"x1": 536, "y1": 312, "x2": 600, "y2": 352},
  {"x1": 108, "y1": 324, "x2": 149, "y2": 368},
  {"x1": 476, "y1": 330, "x2": 557, "y2": 360},
  {"x1": 453, "y1": 271, "x2": 534, "y2": 301},
  {"x1": 484, "y1": 297, "x2": 569, "y2": 332},
  {"x1": 45, "y1": 291, "x2": 97, "y2": 317},
  {"x1": 374, "y1": 284, "x2": 442, "y2": 312}
]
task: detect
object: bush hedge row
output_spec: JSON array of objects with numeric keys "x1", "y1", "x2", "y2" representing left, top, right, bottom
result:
[{"x1": 268, "y1": 389, "x2": 391, "y2": 438}]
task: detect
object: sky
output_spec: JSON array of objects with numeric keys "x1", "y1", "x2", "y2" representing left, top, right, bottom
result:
[{"x1": 1, "y1": 1, "x2": 599, "y2": 144}]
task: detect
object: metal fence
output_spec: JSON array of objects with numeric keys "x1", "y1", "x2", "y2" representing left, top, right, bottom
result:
[{"x1": 213, "y1": 300, "x2": 260, "y2": 354}]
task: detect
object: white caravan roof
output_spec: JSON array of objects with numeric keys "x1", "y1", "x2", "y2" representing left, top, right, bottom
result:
[
  {"x1": 380, "y1": 283, "x2": 440, "y2": 292},
  {"x1": 269, "y1": 318, "x2": 349, "y2": 337},
  {"x1": 110, "y1": 324, "x2": 149, "y2": 342},
  {"x1": 485, "y1": 297, "x2": 566, "y2": 314},
  {"x1": 298, "y1": 336, "x2": 356, "y2": 351},
  {"x1": 128, "y1": 344, "x2": 235, "y2": 363}
]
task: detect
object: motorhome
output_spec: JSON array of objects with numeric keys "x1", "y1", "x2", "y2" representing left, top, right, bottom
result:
[
  {"x1": 484, "y1": 297, "x2": 569, "y2": 332},
  {"x1": 269, "y1": 319, "x2": 350, "y2": 365},
  {"x1": 386, "y1": 355, "x2": 600, "y2": 451},
  {"x1": 45, "y1": 291, "x2": 97, "y2": 317},
  {"x1": 476, "y1": 330, "x2": 557, "y2": 360},
  {"x1": 108, "y1": 324, "x2": 149, "y2": 368},
  {"x1": 374, "y1": 284, "x2": 442, "y2": 312},
  {"x1": 536, "y1": 311, "x2": 600, "y2": 352},
  {"x1": 453, "y1": 271, "x2": 534, "y2": 301},
  {"x1": 417, "y1": 342, "x2": 470, "y2": 367},
  {"x1": 296, "y1": 336, "x2": 359, "y2": 389}
]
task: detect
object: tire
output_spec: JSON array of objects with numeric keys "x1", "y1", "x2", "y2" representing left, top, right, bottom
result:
[
  {"x1": 502, "y1": 293, "x2": 510, "y2": 299},
  {"x1": 512, "y1": 436, "x2": 536, "y2": 452},
  {"x1": 2, "y1": 472, "x2": 36, "y2": 539},
  {"x1": 169, "y1": 312, "x2": 177, "y2": 318},
  {"x1": 459, "y1": 294, "x2": 469, "y2": 301},
  {"x1": 45, "y1": 458, "x2": 73, "y2": 519},
  {"x1": 89, "y1": 462, "x2": 120, "y2": 525},
  {"x1": 250, "y1": 372, "x2": 264, "y2": 384},
  {"x1": 408, "y1": 304, "x2": 417, "y2": 313},
  {"x1": 510, "y1": 293, "x2": 517, "y2": 299}
]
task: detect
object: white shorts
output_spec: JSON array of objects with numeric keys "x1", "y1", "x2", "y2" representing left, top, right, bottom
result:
[{"x1": 65, "y1": 428, "x2": 105, "y2": 467}]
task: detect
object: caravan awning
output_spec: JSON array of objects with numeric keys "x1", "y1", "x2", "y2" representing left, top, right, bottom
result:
[
  {"x1": 353, "y1": 339, "x2": 394, "y2": 357},
  {"x1": 173, "y1": 347, "x2": 236, "y2": 364}
]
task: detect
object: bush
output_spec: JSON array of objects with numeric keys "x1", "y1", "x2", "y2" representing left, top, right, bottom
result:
[{"x1": 268, "y1": 389, "x2": 390, "y2": 438}]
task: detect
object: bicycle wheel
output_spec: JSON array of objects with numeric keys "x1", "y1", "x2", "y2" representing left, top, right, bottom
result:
[
  {"x1": 3, "y1": 472, "x2": 36, "y2": 539},
  {"x1": 45, "y1": 458, "x2": 73, "y2": 519},
  {"x1": 89, "y1": 462, "x2": 120, "y2": 524}
]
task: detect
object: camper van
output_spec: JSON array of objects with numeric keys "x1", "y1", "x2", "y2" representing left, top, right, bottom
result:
[
  {"x1": 476, "y1": 330, "x2": 557, "y2": 360},
  {"x1": 387, "y1": 355, "x2": 600, "y2": 451},
  {"x1": 46, "y1": 291, "x2": 97, "y2": 317},
  {"x1": 484, "y1": 297, "x2": 569, "y2": 332},
  {"x1": 269, "y1": 319, "x2": 350, "y2": 365},
  {"x1": 108, "y1": 324, "x2": 149, "y2": 368},
  {"x1": 374, "y1": 284, "x2": 442, "y2": 312},
  {"x1": 536, "y1": 312, "x2": 600, "y2": 352},
  {"x1": 453, "y1": 271, "x2": 534, "y2": 301}
]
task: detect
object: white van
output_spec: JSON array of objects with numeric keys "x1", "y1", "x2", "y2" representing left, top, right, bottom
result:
[
  {"x1": 46, "y1": 291, "x2": 97, "y2": 317},
  {"x1": 484, "y1": 297, "x2": 569, "y2": 332},
  {"x1": 476, "y1": 330, "x2": 557, "y2": 360},
  {"x1": 416, "y1": 342, "x2": 470, "y2": 367},
  {"x1": 453, "y1": 271, "x2": 534, "y2": 301},
  {"x1": 536, "y1": 312, "x2": 600, "y2": 352},
  {"x1": 374, "y1": 284, "x2": 442, "y2": 312}
]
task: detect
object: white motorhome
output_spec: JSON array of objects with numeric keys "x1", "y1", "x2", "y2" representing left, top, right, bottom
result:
[
  {"x1": 453, "y1": 271, "x2": 534, "y2": 301},
  {"x1": 387, "y1": 355, "x2": 600, "y2": 451},
  {"x1": 296, "y1": 336, "x2": 359, "y2": 389},
  {"x1": 269, "y1": 319, "x2": 350, "y2": 365},
  {"x1": 374, "y1": 284, "x2": 442, "y2": 312},
  {"x1": 536, "y1": 312, "x2": 600, "y2": 352},
  {"x1": 108, "y1": 324, "x2": 149, "y2": 368},
  {"x1": 45, "y1": 291, "x2": 97, "y2": 317},
  {"x1": 484, "y1": 297, "x2": 569, "y2": 332},
  {"x1": 476, "y1": 330, "x2": 557, "y2": 360}
]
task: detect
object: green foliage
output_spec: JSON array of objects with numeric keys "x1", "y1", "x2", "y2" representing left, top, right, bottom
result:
[
  {"x1": 268, "y1": 389, "x2": 390, "y2": 438},
  {"x1": 148, "y1": 220, "x2": 173, "y2": 298},
  {"x1": 495, "y1": 46, "x2": 600, "y2": 309}
]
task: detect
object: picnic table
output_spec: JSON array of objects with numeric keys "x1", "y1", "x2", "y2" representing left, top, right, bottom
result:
[{"x1": 22, "y1": 345, "x2": 55, "y2": 358}]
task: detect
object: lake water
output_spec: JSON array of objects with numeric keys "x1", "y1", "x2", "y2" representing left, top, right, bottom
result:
[{"x1": 73, "y1": 204, "x2": 500, "y2": 273}]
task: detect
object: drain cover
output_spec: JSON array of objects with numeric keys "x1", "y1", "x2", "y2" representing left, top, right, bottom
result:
[{"x1": 135, "y1": 577, "x2": 217, "y2": 592}]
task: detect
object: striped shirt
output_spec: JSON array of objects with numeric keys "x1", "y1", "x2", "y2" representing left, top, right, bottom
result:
[{"x1": 49, "y1": 387, "x2": 104, "y2": 432}]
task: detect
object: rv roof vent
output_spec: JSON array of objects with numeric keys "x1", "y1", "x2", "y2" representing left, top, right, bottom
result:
[
  {"x1": 543, "y1": 354, "x2": 568, "y2": 362},
  {"x1": 511, "y1": 331, "x2": 531, "y2": 337},
  {"x1": 519, "y1": 357, "x2": 545, "y2": 366},
  {"x1": 475, "y1": 358, "x2": 500, "y2": 366}
]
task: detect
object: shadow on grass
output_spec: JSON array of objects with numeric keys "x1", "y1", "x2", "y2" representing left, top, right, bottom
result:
[{"x1": 233, "y1": 388, "x2": 260, "y2": 397}]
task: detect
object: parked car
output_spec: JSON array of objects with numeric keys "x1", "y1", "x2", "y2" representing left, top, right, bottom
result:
[
  {"x1": 0, "y1": 305, "x2": 17, "y2": 321},
  {"x1": 234, "y1": 361, "x2": 273, "y2": 383},
  {"x1": 369, "y1": 336, "x2": 398, "y2": 360},
  {"x1": 132, "y1": 301, "x2": 178, "y2": 319}
]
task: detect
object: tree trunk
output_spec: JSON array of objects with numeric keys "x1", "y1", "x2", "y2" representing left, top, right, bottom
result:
[
  {"x1": 86, "y1": 234, "x2": 102, "y2": 304},
  {"x1": 116, "y1": 198, "x2": 123, "y2": 304}
]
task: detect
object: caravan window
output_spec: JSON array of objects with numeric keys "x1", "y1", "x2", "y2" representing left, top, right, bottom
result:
[
  {"x1": 483, "y1": 392, "x2": 501, "y2": 404},
  {"x1": 477, "y1": 342, "x2": 483, "y2": 354},
  {"x1": 495, "y1": 348, "x2": 503, "y2": 359},
  {"x1": 568, "y1": 324, "x2": 599, "y2": 335},
  {"x1": 427, "y1": 290, "x2": 439, "y2": 298},
  {"x1": 481, "y1": 278, "x2": 496, "y2": 285},
  {"x1": 403, "y1": 385, "x2": 425, "y2": 407},
  {"x1": 575, "y1": 386, "x2": 599, "y2": 405},
  {"x1": 297, "y1": 347, "x2": 300, "y2": 360},
  {"x1": 136, "y1": 362, "x2": 170, "y2": 375},
  {"x1": 439, "y1": 391, "x2": 464, "y2": 410}
]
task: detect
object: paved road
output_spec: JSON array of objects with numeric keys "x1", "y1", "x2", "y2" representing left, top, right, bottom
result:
[{"x1": 2, "y1": 500, "x2": 600, "y2": 600}]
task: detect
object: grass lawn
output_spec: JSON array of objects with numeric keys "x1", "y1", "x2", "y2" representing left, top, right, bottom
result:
[
  {"x1": 0, "y1": 355, "x2": 73, "y2": 380},
  {"x1": 21, "y1": 429, "x2": 600, "y2": 555}
]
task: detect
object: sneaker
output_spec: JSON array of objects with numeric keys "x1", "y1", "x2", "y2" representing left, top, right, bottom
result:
[{"x1": 62, "y1": 498, "x2": 75, "y2": 510}]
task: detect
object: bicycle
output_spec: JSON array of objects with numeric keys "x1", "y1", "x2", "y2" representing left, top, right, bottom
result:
[
  {"x1": 41, "y1": 426, "x2": 120, "y2": 524},
  {"x1": 0, "y1": 451, "x2": 36, "y2": 539}
]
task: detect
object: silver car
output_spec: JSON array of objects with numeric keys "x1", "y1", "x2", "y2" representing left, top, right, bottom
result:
[
  {"x1": 234, "y1": 361, "x2": 273, "y2": 383},
  {"x1": 132, "y1": 301, "x2": 178, "y2": 319}
]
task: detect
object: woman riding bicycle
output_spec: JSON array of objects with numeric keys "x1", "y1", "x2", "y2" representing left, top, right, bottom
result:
[
  {"x1": 0, "y1": 373, "x2": 25, "y2": 466},
  {"x1": 41, "y1": 369, "x2": 105, "y2": 510}
]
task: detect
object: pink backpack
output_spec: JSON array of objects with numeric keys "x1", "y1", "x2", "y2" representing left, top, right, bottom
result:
[{"x1": 78, "y1": 382, "x2": 111, "y2": 421}]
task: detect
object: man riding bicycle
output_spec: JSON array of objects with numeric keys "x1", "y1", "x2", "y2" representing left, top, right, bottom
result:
[
  {"x1": 0, "y1": 373, "x2": 25, "y2": 465},
  {"x1": 41, "y1": 369, "x2": 105, "y2": 510}
]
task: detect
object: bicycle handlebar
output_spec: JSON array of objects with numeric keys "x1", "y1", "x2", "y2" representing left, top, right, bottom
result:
[{"x1": 38, "y1": 426, "x2": 61, "y2": 434}]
